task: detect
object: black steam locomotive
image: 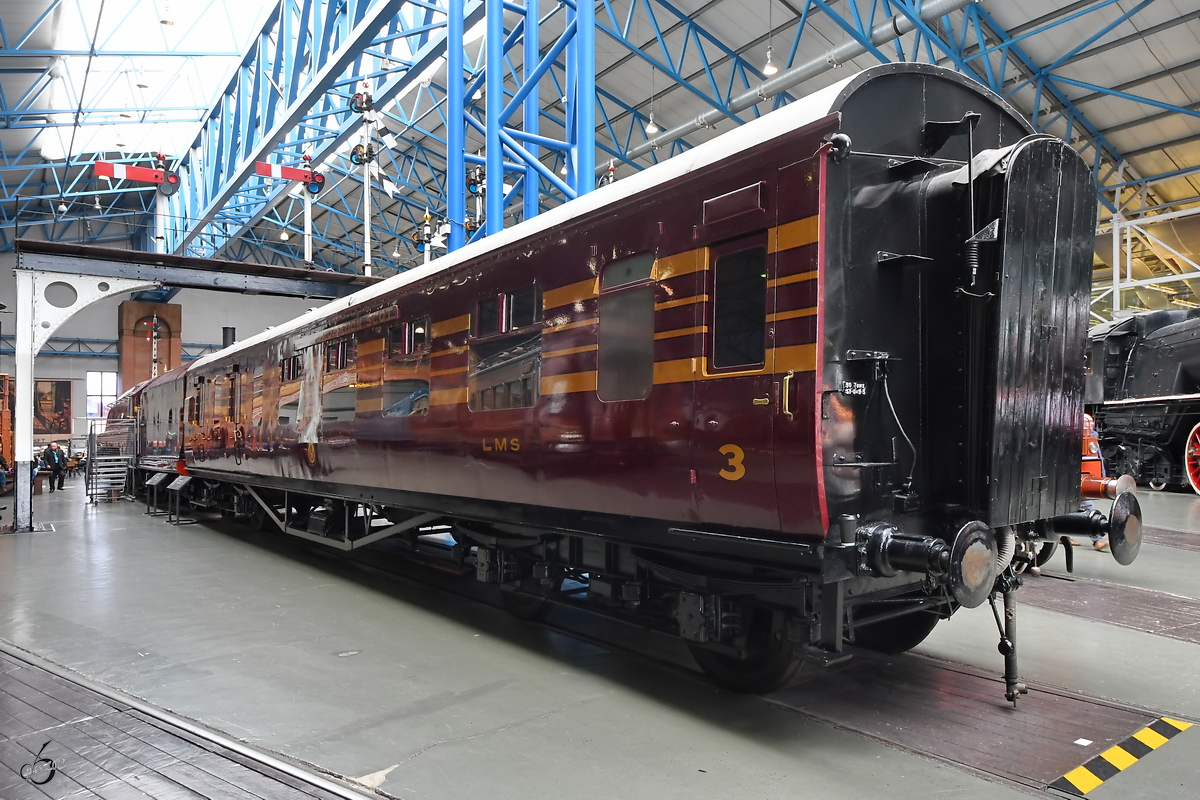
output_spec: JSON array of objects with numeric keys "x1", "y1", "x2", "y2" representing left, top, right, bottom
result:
[{"x1": 1089, "y1": 308, "x2": 1200, "y2": 493}]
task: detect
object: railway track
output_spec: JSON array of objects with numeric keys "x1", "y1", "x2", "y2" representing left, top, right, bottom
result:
[{"x1": 198, "y1": 510, "x2": 1197, "y2": 797}]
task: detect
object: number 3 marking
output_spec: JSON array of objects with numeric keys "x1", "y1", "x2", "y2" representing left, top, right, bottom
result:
[{"x1": 719, "y1": 444, "x2": 746, "y2": 481}]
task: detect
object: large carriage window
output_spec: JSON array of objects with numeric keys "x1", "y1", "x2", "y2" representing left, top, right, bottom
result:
[
  {"x1": 712, "y1": 245, "x2": 767, "y2": 369},
  {"x1": 598, "y1": 254, "x2": 656, "y2": 401},
  {"x1": 601, "y1": 253, "x2": 655, "y2": 289}
]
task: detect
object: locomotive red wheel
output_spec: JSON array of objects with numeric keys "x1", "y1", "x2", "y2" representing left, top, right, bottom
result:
[
  {"x1": 687, "y1": 608, "x2": 798, "y2": 694},
  {"x1": 852, "y1": 600, "x2": 943, "y2": 654},
  {"x1": 1185, "y1": 421, "x2": 1200, "y2": 495}
]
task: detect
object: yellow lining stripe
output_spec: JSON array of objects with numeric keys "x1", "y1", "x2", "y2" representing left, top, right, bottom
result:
[
  {"x1": 431, "y1": 344, "x2": 469, "y2": 358},
  {"x1": 429, "y1": 387, "x2": 468, "y2": 406},
  {"x1": 656, "y1": 250, "x2": 706, "y2": 279},
  {"x1": 431, "y1": 315, "x2": 470, "y2": 338},
  {"x1": 655, "y1": 294, "x2": 707, "y2": 311},
  {"x1": 544, "y1": 344, "x2": 598, "y2": 359},
  {"x1": 430, "y1": 366, "x2": 467, "y2": 377},
  {"x1": 541, "y1": 371, "x2": 597, "y2": 395},
  {"x1": 543, "y1": 278, "x2": 598, "y2": 311},
  {"x1": 769, "y1": 215, "x2": 820, "y2": 254},
  {"x1": 768, "y1": 307, "x2": 817, "y2": 323},
  {"x1": 655, "y1": 325, "x2": 707, "y2": 340},
  {"x1": 544, "y1": 316, "x2": 598, "y2": 333},
  {"x1": 1163, "y1": 718, "x2": 1193, "y2": 731},
  {"x1": 768, "y1": 269, "x2": 818, "y2": 289}
]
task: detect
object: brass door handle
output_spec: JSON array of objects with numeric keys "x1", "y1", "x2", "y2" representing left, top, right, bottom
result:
[
  {"x1": 782, "y1": 370, "x2": 795, "y2": 420},
  {"x1": 753, "y1": 397, "x2": 770, "y2": 406}
]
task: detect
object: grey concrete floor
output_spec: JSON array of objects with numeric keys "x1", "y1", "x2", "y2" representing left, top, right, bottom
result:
[{"x1": 0, "y1": 482, "x2": 1197, "y2": 799}]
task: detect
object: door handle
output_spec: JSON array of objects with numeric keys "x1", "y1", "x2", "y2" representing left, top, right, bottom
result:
[
  {"x1": 752, "y1": 397, "x2": 770, "y2": 406},
  {"x1": 782, "y1": 370, "x2": 795, "y2": 420}
]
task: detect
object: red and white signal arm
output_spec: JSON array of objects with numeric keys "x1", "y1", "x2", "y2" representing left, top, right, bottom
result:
[
  {"x1": 254, "y1": 162, "x2": 324, "y2": 195},
  {"x1": 94, "y1": 161, "x2": 180, "y2": 196}
]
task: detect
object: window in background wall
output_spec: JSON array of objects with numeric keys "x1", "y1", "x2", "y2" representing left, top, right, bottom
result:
[{"x1": 86, "y1": 371, "x2": 118, "y2": 418}]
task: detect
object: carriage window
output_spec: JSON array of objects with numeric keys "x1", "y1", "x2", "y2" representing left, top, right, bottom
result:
[
  {"x1": 509, "y1": 287, "x2": 541, "y2": 330},
  {"x1": 598, "y1": 255, "x2": 656, "y2": 401},
  {"x1": 476, "y1": 288, "x2": 540, "y2": 338},
  {"x1": 712, "y1": 246, "x2": 767, "y2": 369},
  {"x1": 601, "y1": 253, "x2": 655, "y2": 289},
  {"x1": 281, "y1": 355, "x2": 302, "y2": 381},
  {"x1": 411, "y1": 318, "x2": 430, "y2": 351},
  {"x1": 388, "y1": 325, "x2": 407, "y2": 358},
  {"x1": 326, "y1": 337, "x2": 356, "y2": 371},
  {"x1": 389, "y1": 318, "x2": 430, "y2": 357},
  {"x1": 476, "y1": 296, "x2": 500, "y2": 336}
]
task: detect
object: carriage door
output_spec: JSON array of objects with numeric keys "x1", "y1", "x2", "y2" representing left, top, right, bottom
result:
[
  {"x1": 693, "y1": 231, "x2": 778, "y2": 530},
  {"x1": 773, "y1": 157, "x2": 824, "y2": 536}
]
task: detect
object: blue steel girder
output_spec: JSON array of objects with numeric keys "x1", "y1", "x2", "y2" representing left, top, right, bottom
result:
[
  {"x1": 170, "y1": 0, "x2": 487, "y2": 259},
  {"x1": 9, "y1": 0, "x2": 1172, "y2": 267}
]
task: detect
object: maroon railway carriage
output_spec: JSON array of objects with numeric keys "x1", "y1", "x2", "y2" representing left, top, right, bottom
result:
[{"x1": 114, "y1": 64, "x2": 1141, "y2": 697}]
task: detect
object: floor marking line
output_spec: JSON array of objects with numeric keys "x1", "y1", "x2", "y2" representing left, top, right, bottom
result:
[
  {"x1": 1050, "y1": 718, "x2": 1192, "y2": 795},
  {"x1": 1133, "y1": 727, "x2": 1169, "y2": 749},
  {"x1": 1099, "y1": 745, "x2": 1137, "y2": 770}
]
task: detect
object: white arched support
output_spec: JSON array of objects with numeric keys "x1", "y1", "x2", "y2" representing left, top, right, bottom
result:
[{"x1": 13, "y1": 271, "x2": 158, "y2": 532}]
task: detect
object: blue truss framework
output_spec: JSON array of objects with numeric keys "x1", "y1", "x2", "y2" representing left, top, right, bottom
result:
[{"x1": 3, "y1": 0, "x2": 1197, "y2": 260}]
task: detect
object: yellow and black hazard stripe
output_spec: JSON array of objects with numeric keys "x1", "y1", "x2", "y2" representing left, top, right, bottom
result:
[{"x1": 1049, "y1": 717, "x2": 1193, "y2": 796}]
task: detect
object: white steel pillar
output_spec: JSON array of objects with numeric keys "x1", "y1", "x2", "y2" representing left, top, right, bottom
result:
[
  {"x1": 155, "y1": 193, "x2": 168, "y2": 254},
  {"x1": 304, "y1": 191, "x2": 314, "y2": 265},
  {"x1": 12, "y1": 271, "x2": 156, "y2": 532},
  {"x1": 1112, "y1": 162, "x2": 1124, "y2": 313},
  {"x1": 362, "y1": 152, "x2": 373, "y2": 277}
]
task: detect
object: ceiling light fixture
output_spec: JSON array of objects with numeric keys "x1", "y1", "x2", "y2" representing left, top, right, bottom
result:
[
  {"x1": 93, "y1": 196, "x2": 102, "y2": 210},
  {"x1": 473, "y1": 87, "x2": 483, "y2": 101},
  {"x1": 161, "y1": 1, "x2": 174, "y2": 25},
  {"x1": 763, "y1": 46, "x2": 778, "y2": 76},
  {"x1": 280, "y1": 230, "x2": 290, "y2": 241},
  {"x1": 57, "y1": 200, "x2": 67, "y2": 213}
]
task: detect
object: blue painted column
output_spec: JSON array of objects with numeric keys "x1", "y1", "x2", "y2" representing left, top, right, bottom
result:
[
  {"x1": 574, "y1": 0, "x2": 595, "y2": 195},
  {"x1": 447, "y1": 0, "x2": 466, "y2": 250},
  {"x1": 563, "y1": 2, "x2": 575, "y2": 187},
  {"x1": 485, "y1": 0, "x2": 504, "y2": 235},
  {"x1": 522, "y1": 0, "x2": 539, "y2": 223}
]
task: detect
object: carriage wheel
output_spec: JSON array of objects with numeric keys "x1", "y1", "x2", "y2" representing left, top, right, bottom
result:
[
  {"x1": 688, "y1": 608, "x2": 798, "y2": 694},
  {"x1": 852, "y1": 602, "x2": 943, "y2": 654},
  {"x1": 499, "y1": 588, "x2": 547, "y2": 621},
  {"x1": 1185, "y1": 421, "x2": 1200, "y2": 495}
]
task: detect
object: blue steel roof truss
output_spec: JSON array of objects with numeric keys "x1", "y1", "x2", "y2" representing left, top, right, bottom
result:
[{"x1": 1, "y1": 0, "x2": 1197, "y2": 261}]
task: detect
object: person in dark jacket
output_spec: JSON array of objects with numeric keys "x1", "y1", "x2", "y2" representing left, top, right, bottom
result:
[
  {"x1": 0, "y1": 453, "x2": 8, "y2": 492},
  {"x1": 42, "y1": 442, "x2": 67, "y2": 492}
]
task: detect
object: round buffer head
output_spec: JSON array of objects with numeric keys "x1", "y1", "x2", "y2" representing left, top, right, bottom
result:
[{"x1": 949, "y1": 521, "x2": 997, "y2": 609}]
